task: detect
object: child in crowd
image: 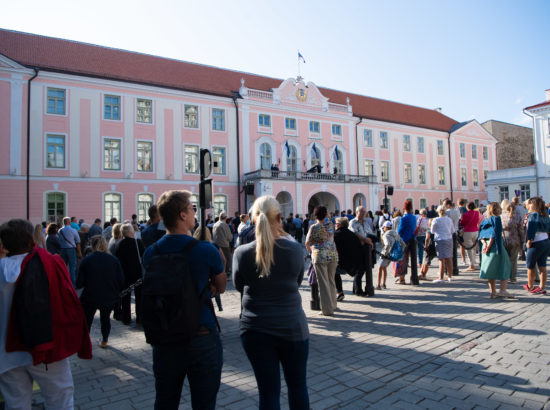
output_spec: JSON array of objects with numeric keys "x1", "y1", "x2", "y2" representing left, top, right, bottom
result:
[{"x1": 377, "y1": 221, "x2": 405, "y2": 290}]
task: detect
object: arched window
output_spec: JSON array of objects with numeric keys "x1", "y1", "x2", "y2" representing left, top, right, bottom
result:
[
  {"x1": 137, "y1": 193, "x2": 154, "y2": 223},
  {"x1": 46, "y1": 192, "x2": 66, "y2": 223},
  {"x1": 104, "y1": 193, "x2": 121, "y2": 222},
  {"x1": 286, "y1": 144, "x2": 297, "y2": 172},
  {"x1": 310, "y1": 145, "x2": 321, "y2": 168},
  {"x1": 333, "y1": 146, "x2": 343, "y2": 174},
  {"x1": 260, "y1": 143, "x2": 272, "y2": 170}
]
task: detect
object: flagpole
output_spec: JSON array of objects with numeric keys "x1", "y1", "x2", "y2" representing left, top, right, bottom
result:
[{"x1": 297, "y1": 50, "x2": 301, "y2": 79}]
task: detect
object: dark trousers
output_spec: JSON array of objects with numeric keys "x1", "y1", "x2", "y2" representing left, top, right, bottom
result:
[
  {"x1": 121, "y1": 285, "x2": 142, "y2": 324},
  {"x1": 452, "y1": 233, "x2": 459, "y2": 275},
  {"x1": 82, "y1": 304, "x2": 113, "y2": 342},
  {"x1": 334, "y1": 272, "x2": 343, "y2": 294},
  {"x1": 295, "y1": 230, "x2": 303, "y2": 244},
  {"x1": 353, "y1": 244, "x2": 374, "y2": 295},
  {"x1": 153, "y1": 332, "x2": 223, "y2": 410},
  {"x1": 241, "y1": 331, "x2": 309, "y2": 410},
  {"x1": 406, "y1": 238, "x2": 419, "y2": 285}
]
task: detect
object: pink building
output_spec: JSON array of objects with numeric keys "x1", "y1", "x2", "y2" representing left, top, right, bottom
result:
[{"x1": 0, "y1": 29, "x2": 496, "y2": 224}]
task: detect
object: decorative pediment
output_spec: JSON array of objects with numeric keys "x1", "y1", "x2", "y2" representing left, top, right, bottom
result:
[
  {"x1": 0, "y1": 54, "x2": 27, "y2": 70},
  {"x1": 452, "y1": 120, "x2": 497, "y2": 143},
  {"x1": 273, "y1": 78, "x2": 330, "y2": 111}
]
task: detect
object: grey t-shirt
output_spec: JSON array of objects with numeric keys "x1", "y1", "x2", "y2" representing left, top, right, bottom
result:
[{"x1": 232, "y1": 238, "x2": 309, "y2": 341}]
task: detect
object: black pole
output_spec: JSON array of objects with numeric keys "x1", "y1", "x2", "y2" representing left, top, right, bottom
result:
[
  {"x1": 384, "y1": 185, "x2": 388, "y2": 211},
  {"x1": 26, "y1": 68, "x2": 39, "y2": 220}
]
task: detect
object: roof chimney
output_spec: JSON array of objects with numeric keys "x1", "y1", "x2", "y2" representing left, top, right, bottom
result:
[{"x1": 546, "y1": 89, "x2": 550, "y2": 101}]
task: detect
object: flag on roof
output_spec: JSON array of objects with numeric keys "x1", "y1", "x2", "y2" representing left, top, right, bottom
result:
[{"x1": 298, "y1": 51, "x2": 306, "y2": 63}]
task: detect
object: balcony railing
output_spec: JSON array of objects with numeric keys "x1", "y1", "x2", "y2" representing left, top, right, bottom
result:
[{"x1": 243, "y1": 169, "x2": 377, "y2": 184}]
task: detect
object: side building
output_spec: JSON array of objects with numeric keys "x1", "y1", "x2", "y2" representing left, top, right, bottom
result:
[{"x1": 0, "y1": 29, "x2": 497, "y2": 224}]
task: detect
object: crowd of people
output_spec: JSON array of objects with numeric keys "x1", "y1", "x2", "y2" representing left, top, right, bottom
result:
[{"x1": 0, "y1": 191, "x2": 548, "y2": 409}]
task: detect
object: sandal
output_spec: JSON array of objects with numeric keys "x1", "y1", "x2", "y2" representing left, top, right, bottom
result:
[
  {"x1": 490, "y1": 293, "x2": 500, "y2": 299},
  {"x1": 382, "y1": 284, "x2": 387, "y2": 289},
  {"x1": 375, "y1": 285, "x2": 382, "y2": 290}
]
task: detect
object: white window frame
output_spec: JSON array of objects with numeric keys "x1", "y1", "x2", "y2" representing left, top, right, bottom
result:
[
  {"x1": 419, "y1": 198, "x2": 427, "y2": 209},
  {"x1": 211, "y1": 108, "x2": 226, "y2": 132},
  {"x1": 184, "y1": 104, "x2": 200, "y2": 129},
  {"x1": 285, "y1": 117, "x2": 296, "y2": 130},
  {"x1": 259, "y1": 114, "x2": 271, "y2": 128},
  {"x1": 260, "y1": 142, "x2": 272, "y2": 170},
  {"x1": 418, "y1": 164, "x2": 426, "y2": 184},
  {"x1": 136, "y1": 193, "x2": 154, "y2": 223},
  {"x1": 136, "y1": 98, "x2": 153, "y2": 124},
  {"x1": 331, "y1": 145, "x2": 344, "y2": 174},
  {"x1": 331, "y1": 124, "x2": 342, "y2": 137},
  {"x1": 483, "y1": 146, "x2": 489, "y2": 160},
  {"x1": 437, "y1": 140, "x2": 444, "y2": 156},
  {"x1": 309, "y1": 121, "x2": 320, "y2": 134},
  {"x1": 103, "y1": 192, "x2": 122, "y2": 223},
  {"x1": 184, "y1": 144, "x2": 200, "y2": 174},
  {"x1": 472, "y1": 145, "x2": 477, "y2": 159},
  {"x1": 438, "y1": 166, "x2": 445, "y2": 185},
  {"x1": 499, "y1": 186, "x2": 509, "y2": 201},
  {"x1": 520, "y1": 184, "x2": 531, "y2": 202},
  {"x1": 104, "y1": 94, "x2": 121, "y2": 121},
  {"x1": 136, "y1": 140, "x2": 154, "y2": 173},
  {"x1": 213, "y1": 194, "x2": 228, "y2": 218},
  {"x1": 381, "y1": 161, "x2": 390, "y2": 182},
  {"x1": 364, "y1": 159, "x2": 374, "y2": 176},
  {"x1": 286, "y1": 143, "x2": 298, "y2": 172},
  {"x1": 460, "y1": 143, "x2": 466, "y2": 158},
  {"x1": 403, "y1": 135, "x2": 411, "y2": 152},
  {"x1": 364, "y1": 129, "x2": 373, "y2": 147},
  {"x1": 46, "y1": 87, "x2": 67, "y2": 116},
  {"x1": 417, "y1": 137, "x2": 425, "y2": 153},
  {"x1": 102, "y1": 137, "x2": 122, "y2": 171},
  {"x1": 473, "y1": 169, "x2": 479, "y2": 187},
  {"x1": 45, "y1": 133, "x2": 67, "y2": 170},
  {"x1": 212, "y1": 145, "x2": 227, "y2": 175},
  {"x1": 461, "y1": 168, "x2": 468, "y2": 187},
  {"x1": 44, "y1": 191, "x2": 67, "y2": 223},
  {"x1": 404, "y1": 163, "x2": 412, "y2": 183},
  {"x1": 380, "y1": 131, "x2": 388, "y2": 149}
]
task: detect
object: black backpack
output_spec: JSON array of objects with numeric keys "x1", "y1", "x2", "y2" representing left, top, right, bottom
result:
[{"x1": 141, "y1": 239, "x2": 216, "y2": 346}]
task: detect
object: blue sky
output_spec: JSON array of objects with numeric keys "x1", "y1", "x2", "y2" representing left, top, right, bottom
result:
[{"x1": 2, "y1": 0, "x2": 548, "y2": 127}]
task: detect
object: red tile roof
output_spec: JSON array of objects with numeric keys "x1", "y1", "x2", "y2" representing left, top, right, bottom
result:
[
  {"x1": 0, "y1": 29, "x2": 458, "y2": 132},
  {"x1": 524, "y1": 100, "x2": 550, "y2": 111}
]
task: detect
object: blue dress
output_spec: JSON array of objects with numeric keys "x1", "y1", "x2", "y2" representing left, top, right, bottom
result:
[{"x1": 478, "y1": 216, "x2": 511, "y2": 280}]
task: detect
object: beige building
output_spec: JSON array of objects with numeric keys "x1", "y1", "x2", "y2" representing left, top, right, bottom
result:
[{"x1": 481, "y1": 120, "x2": 533, "y2": 169}]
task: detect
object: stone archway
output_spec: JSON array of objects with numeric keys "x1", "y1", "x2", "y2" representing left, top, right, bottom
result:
[
  {"x1": 353, "y1": 193, "x2": 367, "y2": 212},
  {"x1": 308, "y1": 192, "x2": 340, "y2": 215},
  {"x1": 275, "y1": 191, "x2": 293, "y2": 217}
]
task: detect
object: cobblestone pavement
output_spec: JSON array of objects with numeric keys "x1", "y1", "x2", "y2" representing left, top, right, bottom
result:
[{"x1": 28, "y1": 259, "x2": 550, "y2": 409}]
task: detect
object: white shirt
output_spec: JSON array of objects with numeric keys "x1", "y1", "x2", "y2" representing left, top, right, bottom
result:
[
  {"x1": 446, "y1": 208, "x2": 461, "y2": 230},
  {"x1": 430, "y1": 216, "x2": 455, "y2": 241}
]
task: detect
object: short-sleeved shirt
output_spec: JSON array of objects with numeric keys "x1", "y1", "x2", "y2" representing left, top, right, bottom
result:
[
  {"x1": 143, "y1": 234, "x2": 224, "y2": 332},
  {"x1": 349, "y1": 217, "x2": 374, "y2": 239},
  {"x1": 58, "y1": 225, "x2": 81, "y2": 249},
  {"x1": 306, "y1": 218, "x2": 338, "y2": 264},
  {"x1": 430, "y1": 216, "x2": 455, "y2": 241}
]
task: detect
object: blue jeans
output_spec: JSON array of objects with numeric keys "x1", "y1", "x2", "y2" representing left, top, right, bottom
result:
[
  {"x1": 60, "y1": 248, "x2": 76, "y2": 286},
  {"x1": 152, "y1": 332, "x2": 223, "y2": 410},
  {"x1": 526, "y1": 238, "x2": 550, "y2": 269},
  {"x1": 241, "y1": 331, "x2": 309, "y2": 410},
  {"x1": 416, "y1": 236, "x2": 426, "y2": 265}
]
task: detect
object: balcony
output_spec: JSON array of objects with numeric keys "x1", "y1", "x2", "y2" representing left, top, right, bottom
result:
[{"x1": 243, "y1": 169, "x2": 377, "y2": 184}]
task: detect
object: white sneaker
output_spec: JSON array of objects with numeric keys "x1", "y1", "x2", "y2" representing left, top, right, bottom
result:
[
  {"x1": 448, "y1": 277, "x2": 453, "y2": 282},
  {"x1": 432, "y1": 279, "x2": 444, "y2": 283}
]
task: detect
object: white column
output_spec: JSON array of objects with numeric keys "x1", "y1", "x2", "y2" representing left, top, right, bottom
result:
[
  {"x1": 242, "y1": 103, "x2": 250, "y2": 173},
  {"x1": 173, "y1": 103, "x2": 182, "y2": 178},
  {"x1": 9, "y1": 74, "x2": 23, "y2": 176},
  {"x1": 155, "y1": 103, "x2": 165, "y2": 179},
  {"x1": 227, "y1": 105, "x2": 236, "y2": 183},
  {"x1": 29, "y1": 83, "x2": 43, "y2": 176},
  {"x1": 69, "y1": 89, "x2": 80, "y2": 177},
  {"x1": 124, "y1": 96, "x2": 134, "y2": 176},
  {"x1": 296, "y1": 182, "x2": 303, "y2": 214},
  {"x1": 89, "y1": 92, "x2": 100, "y2": 177},
  {"x1": 348, "y1": 120, "x2": 356, "y2": 174}
]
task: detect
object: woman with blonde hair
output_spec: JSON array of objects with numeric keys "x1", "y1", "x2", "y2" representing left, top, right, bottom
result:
[
  {"x1": 430, "y1": 205, "x2": 455, "y2": 283},
  {"x1": 108, "y1": 223, "x2": 123, "y2": 254},
  {"x1": 478, "y1": 202, "x2": 513, "y2": 298},
  {"x1": 233, "y1": 195, "x2": 309, "y2": 409},
  {"x1": 33, "y1": 224, "x2": 46, "y2": 249}
]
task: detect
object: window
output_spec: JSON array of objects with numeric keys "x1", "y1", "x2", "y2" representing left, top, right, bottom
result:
[
  {"x1": 104, "y1": 193, "x2": 121, "y2": 222},
  {"x1": 438, "y1": 166, "x2": 445, "y2": 185},
  {"x1": 461, "y1": 168, "x2": 467, "y2": 186},
  {"x1": 213, "y1": 195, "x2": 227, "y2": 218},
  {"x1": 309, "y1": 121, "x2": 320, "y2": 133},
  {"x1": 499, "y1": 186, "x2": 509, "y2": 201},
  {"x1": 287, "y1": 145, "x2": 297, "y2": 172},
  {"x1": 437, "y1": 140, "x2": 444, "y2": 155},
  {"x1": 46, "y1": 134, "x2": 65, "y2": 168},
  {"x1": 418, "y1": 164, "x2": 426, "y2": 184},
  {"x1": 364, "y1": 159, "x2": 374, "y2": 176},
  {"x1": 311, "y1": 145, "x2": 321, "y2": 168},
  {"x1": 364, "y1": 129, "x2": 373, "y2": 147},
  {"x1": 381, "y1": 161, "x2": 389, "y2": 182},
  {"x1": 184, "y1": 145, "x2": 199, "y2": 174},
  {"x1": 403, "y1": 135, "x2": 411, "y2": 152},
  {"x1": 46, "y1": 192, "x2": 65, "y2": 223},
  {"x1": 184, "y1": 105, "x2": 199, "y2": 128},
  {"x1": 136, "y1": 98, "x2": 152, "y2": 123},
  {"x1": 212, "y1": 109, "x2": 225, "y2": 131},
  {"x1": 475, "y1": 199, "x2": 480, "y2": 208},
  {"x1": 520, "y1": 184, "x2": 531, "y2": 202},
  {"x1": 104, "y1": 95, "x2": 121, "y2": 120},
  {"x1": 213, "y1": 146, "x2": 226, "y2": 175},
  {"x1": 259, "y1": 114, "x2": 271, "y2": 127},
  {"x1": 380, "y1": 131, "x2": 388, "y2": 149},
  {"x1": 332, "y1": 124, "x2": 342, "y2": 136},
  {"x1": 285, "y1": 118, "x2": 296, "y2": 130},
  {"x1": 260, "y1": 143, "x2": 272, "y2": 170},
  {"x1": 47, "y1": 88, "x2": 66, "y2": 115},
  {"x1": 460, "y1": 143, "x2": 466, "y2": 158},
  {"x1": 483, "y1": 146, "x2": 488, "y2": 160},
  {"x1": 417, "y1": 137, "x2": 425, "y2": 153},
  {"x1": 333, "y1": 147, "x2": 343, "y2": 173},
  {"x1": 103, "y1": 138, "x2": 121, "y2": 171},
  {"x1": 404, "y1": 163, "x2": 412, "y2": 183},
  {"x1": 137, "y1": 141, "x2": 153, "y2": 172},
  {"x1": 473, "y1": 169, "x2": 479, "y2": 187},
  {"x1": 483, "y1": 170, "x2": 488, "y2": 180},
  {"x1": 472, "y1": 145, "x2": 477, "y2": 159},
  {"x1": 137, "y1": 194, "x2": 153, "y2": 222},
  {"x1": 419, "y1": 198, "x2": 427, "y2": 209}
]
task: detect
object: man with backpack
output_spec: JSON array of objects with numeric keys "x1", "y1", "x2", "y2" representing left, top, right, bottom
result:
[{"x1": 142, "y1": 190, "x2": 225, "y2": 410}]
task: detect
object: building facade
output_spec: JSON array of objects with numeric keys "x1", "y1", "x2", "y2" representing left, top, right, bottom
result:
[
  {"x1": 481, "y1": 120, "x2": 533, "y2": 170},
  {"x1": 524, "y1": 90, "x2": 550, "y2": 200},
  {"x1": 0, "y1": 29, "x2": 497, "y2": 224}
]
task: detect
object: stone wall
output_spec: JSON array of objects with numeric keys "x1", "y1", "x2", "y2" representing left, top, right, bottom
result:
[{"x1": 481, "y1": 120, "x2": 534, "y2": 169}]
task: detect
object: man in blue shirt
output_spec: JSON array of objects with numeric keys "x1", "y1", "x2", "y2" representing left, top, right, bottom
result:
[
  {"x1": 143, "y1": 190, "x2": 225, "y2": 410},
  {"x1": 292, "y1": 214, "x2": 303, "y2": 243},
  {"x1": 141, "y1": 205, "x2": 166, "y2": 249},
  {"x1": 58, "y1": 217, "x2": 81, "y2": 286}
]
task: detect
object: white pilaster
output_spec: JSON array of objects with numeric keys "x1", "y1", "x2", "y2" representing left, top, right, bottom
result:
[
  {"x1": 29, "y1": 83, "x2": 42, "y2": 176},
  {"x1": 155, "y1": 103, "x2": 165, "y2": 179},
  {"x1": 348, "y1": 120, "x2": 356, "y2": 174},
  {"x1": 90, "y1": 92, "x2": 100, "y2": 177},
  {"x1": 124, "y1": 96, "x2": 134, "y2": 176},
  {"x1": 296, "y1": 182, "x2": 303, "y2": 214},
  {"x1": 69, "y1": 89, "x2": 80, "y2": 177},
  {"x1": 201, "y1": 105, "x2": 210, "y2": 151},
  {"x1": 173, "y1": 104, "x2": 182, "y2": 178},
  {"x1": 9, "y1": 74, "x2": 23, "y2": 176},
  {"x1": 242, "y1": 104, "x2": 250, "y2": 173}
]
